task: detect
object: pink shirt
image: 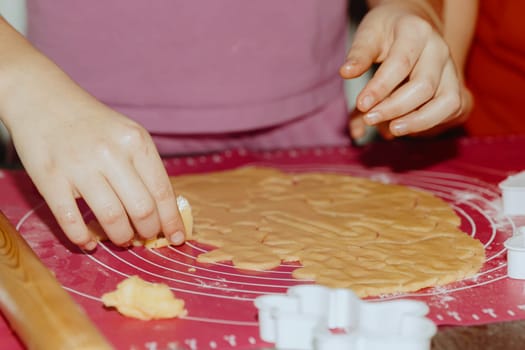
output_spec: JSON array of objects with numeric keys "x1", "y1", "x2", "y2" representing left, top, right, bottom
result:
[{"x1": 27, "y1": 1, "x2": 350, "y2": 154}]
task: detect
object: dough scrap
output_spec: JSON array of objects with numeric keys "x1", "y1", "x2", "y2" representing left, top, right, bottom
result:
[
  {"x1": 170, "y1": 166, "x2": 485, "y2": 297},
  {"x1": 101, "y1": 276, "x2": 187, "y2": 320}
]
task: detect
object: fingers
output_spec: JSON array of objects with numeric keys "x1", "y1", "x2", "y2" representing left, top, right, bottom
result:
[
  {"x1": 387, "y1": 62, "x2": 462, "y2": 135},
  {"x1": 349, "y1": 117, "x2": 366, "y2": 141},
  {"x1": 348, "y1": 109, "x2": 367, "y2": 140},
  {"x1": 75, "y1": 172, "x2": 135, "y2": 246},
  {"x1": 40, "y1": 125, "x2": 183, "y2": 249},
  {"x1": 376, "y1": 122, "x2": 395, "y2": 140},
  {"x1": 130, "y1": 133, "x2": 186, "y2": 246},
  {"x1": 340, "y1": 19, "x2": 382, "y2": 80},
  {"x1": 346, "y1": 15, "x2": 462, "y2": 137},
  {"x1": 102, "y1": 161, "x2": 162, "y2": 241},
  {"x1": 348, "y1": 110, "x2": 394, "y2": 143},
  {"x1": 87, "y1": 124, "x2": 183, "y2": 246},
  {"x1": 362, "y1": 33, "x2": 449, "y2": 126},
  {"x1": 351, "y1": 59, "x2": 464, "y2": 138},
  {"x1": 341, "y1": 3, "x2": 467, "y2": 137},
  {"x1": 356, "y1": 18, "x2": 432, "y2": 113},
  {"x1": 35, "y1": 174, "x2": 97, "y2": 250}
]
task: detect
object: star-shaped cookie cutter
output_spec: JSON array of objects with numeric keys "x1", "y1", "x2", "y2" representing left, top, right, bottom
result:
[{"x1": 254, "y1": 285, "x2": 436, "y2": 350}]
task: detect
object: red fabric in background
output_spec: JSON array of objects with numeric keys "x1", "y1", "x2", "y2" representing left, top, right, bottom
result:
[{"x1": 464, "y1": 0, "x2": 525, "y2": 136}]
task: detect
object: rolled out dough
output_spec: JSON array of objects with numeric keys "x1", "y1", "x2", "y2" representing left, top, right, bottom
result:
[{"x1": 171, "y1": 166, "x2": 485, "y2": 297}]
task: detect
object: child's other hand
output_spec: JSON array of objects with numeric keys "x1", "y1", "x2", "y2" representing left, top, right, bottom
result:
[
  {"x1": 349, "y1": 85, "x2": 473, "y2": 141},
  {"x1": 7, "y1": 95, "x2": 186, "y2": 250},
  {"x1": 341, "y1": 1, "x2": 469, "y2": 137}
]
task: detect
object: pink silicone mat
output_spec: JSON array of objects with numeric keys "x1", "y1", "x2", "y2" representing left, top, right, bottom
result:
[{"x1": 2, "y1": 136, "x2": 525, "y2": 350}]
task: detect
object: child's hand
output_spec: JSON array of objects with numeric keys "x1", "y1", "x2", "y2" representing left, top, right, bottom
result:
[
  {"x1": 341, "y1": 1, "x2": 469, "y2": 138},
  {"x1": 0, "y1": 17, "x2": 186, "y2": 250},
  {"x1": 348, "y1": 85, "x2": 473, "y2": 141},
  {"x1": 7, "y1": 91, "x2": 186, "y2": 250}
]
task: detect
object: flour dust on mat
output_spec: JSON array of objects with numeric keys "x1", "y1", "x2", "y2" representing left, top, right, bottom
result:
[{"x1": 171, "y1": 167, "x2": 485, "y2": 297}]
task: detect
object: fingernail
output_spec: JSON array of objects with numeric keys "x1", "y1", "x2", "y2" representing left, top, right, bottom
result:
[
  {"x1": 83, "y1": 240, "x2": 98, "y2": 251},
  {"x1": 121, "y1": 239, "x2": 133, "y2": 248},
  {"x1": 170, "y1": 231, "x2": 185, "y2": 245},
  {"x1": 391, "y1": 123, "x2": 408, "y2": 136},
  {"x1": 360, "y1": 95, "x2": 375, "y2": 111},
  {"x1": 364, "y1": 111, "x2": 381, "y2": 124},
  {"x1": 340, "y1": 62, "x2": 353, "y2": 75}
]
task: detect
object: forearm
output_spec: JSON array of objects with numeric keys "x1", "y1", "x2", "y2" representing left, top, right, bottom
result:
[
  {"x1": 367, "y1": 0, "x2": 442, "y2": 12},
  {"x1": 0, "y1": 16, "x2": 89, "y2": 132},
  {"x1": 366, "y1": 0, "x2": 443, "y2": 30},
  {"x1": 443, "y1": 0, "x2": 478, "y2": 72}
]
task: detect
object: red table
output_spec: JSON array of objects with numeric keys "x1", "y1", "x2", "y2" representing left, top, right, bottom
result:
[{"x1": 1, "y1": 135, "x2": 525, "y2": 350}]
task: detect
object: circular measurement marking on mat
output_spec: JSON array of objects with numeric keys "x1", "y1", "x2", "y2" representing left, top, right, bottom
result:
[{"x1": 16, "y1": 155, "x2": 514, "y2": 325}]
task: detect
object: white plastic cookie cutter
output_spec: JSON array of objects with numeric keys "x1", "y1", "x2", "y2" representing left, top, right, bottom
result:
[
  {"x1": 254, "y1": 285, "x2": 436, "y2": 350},
  {"x1": 499, "y1": 171, "x2": 525, "y2": 216},
  {"x1": 504, "y1": 227, "x2": 525, "y2": 279}
]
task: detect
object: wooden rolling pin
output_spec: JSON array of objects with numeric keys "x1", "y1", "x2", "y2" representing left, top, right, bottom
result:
[{"x1": 0, "y1": 211, "x2": 112, "y2": 350}]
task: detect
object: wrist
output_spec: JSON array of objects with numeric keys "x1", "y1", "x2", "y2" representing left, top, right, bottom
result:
[
  {"x1": 0, "y1": 47, "x2": 90, "y2": 134},
  {"x1": 0, "y1": 19, "x2": 78, "y2": 132},
  {"x1": 0, "y1": 23, "x2": 41, "y2": 130},
  {"x1": 368, "y1": 0, "x2": 444, "y2": 32}
]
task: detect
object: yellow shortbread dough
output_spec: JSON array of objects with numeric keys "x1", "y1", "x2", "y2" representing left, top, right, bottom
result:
[
  {"x1": 170, "y1": 166, "x2": 485, "y2": 297},
  {"x1": 101, "y1": 276, "x2": 187, "y2": 320}
]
